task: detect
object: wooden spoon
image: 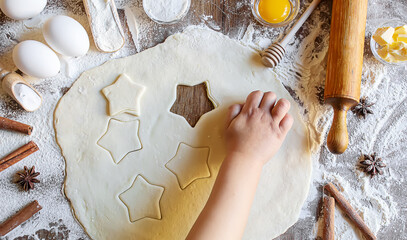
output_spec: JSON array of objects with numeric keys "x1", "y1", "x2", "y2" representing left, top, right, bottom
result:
[{"x1": 2, "y1": 72, "x2": 43, "y2": 112}]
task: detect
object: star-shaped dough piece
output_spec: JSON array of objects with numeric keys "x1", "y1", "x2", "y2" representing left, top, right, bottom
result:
[
  {"x1": 98, "y1": 119, "x2": 142, "y2": 164},
  {"x1": 119, "y1": 175, "x2": 164, "y2": 222},
  {"x1": 102, "y1": 74, "x2": 146, "y2": 116},
  {"x1": 166, "y1": 143, "x2": 211, "y2": 190}
]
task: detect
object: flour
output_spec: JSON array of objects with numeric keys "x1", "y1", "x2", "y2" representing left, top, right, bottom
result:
[
  {"x1": 13, "y1": 83, "x2": 42, "y2": 111},
  {"x1": 0, "y1": 0, "x2": 406, "y2": 239},
  {"x1": 143, "y1": 0, "x2": 190, "y2": 23}
]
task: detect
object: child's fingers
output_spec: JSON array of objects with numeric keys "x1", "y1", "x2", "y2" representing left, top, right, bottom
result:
[
  {"x1": 259, "y1": 91, "x2": 277, "y2": 111},
  {"x1": 241, "y1": 91, "x2": 263, "y2": 114},
  {"x1": 225, "y1": 104, "x2": 243, "y2": 128},
  {"x1": 279, "y1": 113, "x2": 294, "y2": 134},
  {"x1": 271, "y1": 99, "x2": 291, "y2": 122}
]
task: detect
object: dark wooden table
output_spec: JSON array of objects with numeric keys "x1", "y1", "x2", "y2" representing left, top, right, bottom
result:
[{"x1": 3, "y1": 0, "x2": 405, "y2": 239}]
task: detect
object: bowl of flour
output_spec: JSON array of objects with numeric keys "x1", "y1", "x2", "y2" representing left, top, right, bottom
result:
[{"x1": 143, "y1": 0, "x2": 191, "y2": 24}]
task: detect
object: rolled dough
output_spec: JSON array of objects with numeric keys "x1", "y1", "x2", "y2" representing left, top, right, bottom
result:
[{"x1": 54, "y1": 27, "x2": 312, "y2": 240}]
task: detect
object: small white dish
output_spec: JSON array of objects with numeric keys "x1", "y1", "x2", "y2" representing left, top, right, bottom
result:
[{"x1": 143, "y1": 0, "x2": 191, "y2": 25}]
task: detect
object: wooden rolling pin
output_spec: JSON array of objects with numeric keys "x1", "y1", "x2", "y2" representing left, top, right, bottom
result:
[{"x1": 324, "y1": 0, "x2": 368, "y2": 154}]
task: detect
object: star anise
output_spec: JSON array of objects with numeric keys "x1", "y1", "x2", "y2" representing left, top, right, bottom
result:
[
  {"x1": 351, "y1": 97, "x2": 374, "y2": 119},
  {"x1": 16, "y1": 166, "x2": 40, "y2": 191},
  {"x1": 359, "y1": 153, "x2": 386, "y2": 177}
]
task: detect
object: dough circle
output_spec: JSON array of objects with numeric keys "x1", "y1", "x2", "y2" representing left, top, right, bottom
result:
[{"x1": 54, "y1": 28, "x2": 312, "y2": 240}]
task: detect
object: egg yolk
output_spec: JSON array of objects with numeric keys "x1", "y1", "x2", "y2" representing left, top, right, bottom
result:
[{"x1": 258, "y1": 0, "x2": 291, "y2": 24}]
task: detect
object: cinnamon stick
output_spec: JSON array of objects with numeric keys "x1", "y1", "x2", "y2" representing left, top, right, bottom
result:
[
  {"x1": 0, "y1": 117, "x2": 33, "y2": 135},
  {"x1": 0, "y1": 200, "x2": 42, "y2": 236},
  {"x1": 324, "y1": 183, "x2": 376, "y2": 240},
  {"x1": 323, "y1": 196, "x2": 335, "y2": 240},
  {"x1": 0, "y1": 141, "x2": 39, "y2": 173}
]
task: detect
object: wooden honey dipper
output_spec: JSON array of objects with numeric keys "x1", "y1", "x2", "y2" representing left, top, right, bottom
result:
[
  {"x1": 324, "y1": 0, "x2": 368, "y2": 154},
  {"x1": 261, "y1": 0, "x2": 321, "y2": 68}
]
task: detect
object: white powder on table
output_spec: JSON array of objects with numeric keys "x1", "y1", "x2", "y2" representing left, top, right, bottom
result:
[
  {"x1": 143, "y1": 0, "x2": 190, "y2": 23},
  {"x1": 13, "y1": 83, "x2": 42, "y2": 111},
  {"x1": 0, "y1": 0, "x2": 406, "y2": 239}
]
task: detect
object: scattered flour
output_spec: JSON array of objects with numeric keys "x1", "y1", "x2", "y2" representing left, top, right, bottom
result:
[{"x1": 0, "y1": 0, "x2": 406, "y2": 239}]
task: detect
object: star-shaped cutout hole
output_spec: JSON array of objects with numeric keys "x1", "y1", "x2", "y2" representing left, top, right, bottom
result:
[
  {"x1": 170, "y1": 82, "x2": 216, "y2": 127},
  {"x1": 165, "y1": 143, "x2": 211, "y2": 190},
  {"x1": 102, "y1": 74, "x2": 146, "y2": 116},
  {"x1": 98, "y1": 119, "x2": 142, "y2": 164},
  {"x1": 119, "y1": 175, "x2": 164, "y2": 222}
]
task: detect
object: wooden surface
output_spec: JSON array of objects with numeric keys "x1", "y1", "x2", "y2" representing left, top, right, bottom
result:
[
  {"x1": 170, "y1": 83, "x2": 215, "y2": 127},
  {"x1": 324, "y1": 0, "x2": 368, "y2": 154},
  {"x1": 3, "y1": 0, "x2": 405, "y2": 239}
]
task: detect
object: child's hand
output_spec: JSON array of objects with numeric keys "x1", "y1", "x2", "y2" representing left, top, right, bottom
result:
[
  {"x1": 225, "y1": 91, "x2": 293, "y2": 166},
  {"x1": 187, "y1": 91, "x2": 294, "y2": 240}
]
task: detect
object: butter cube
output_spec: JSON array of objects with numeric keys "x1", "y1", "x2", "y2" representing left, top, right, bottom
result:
[
  {"x1": 394, "y1": 25, "x2": 407, "y2": 35},
  {"x1": 377, "y1": 43, "x2": 407, "y2": 63},
  {"x1": 393, "y1": 25, "x2": 407, "y2": 41},
  {"x1": 389, "y1": 43, "x2": 407, "y2": 62},
  {"x1": 373, "y1": 27, "x2": 395, "y2": 46},
  {"x1": 390, "y1": 50, "x2": 407, "y2": 62},
  {"x1": 389, "y1": 41, "x2": 405, "y2": 50},
  {"x1": 374, "y1": 25, "x2": 407, "y2": 63},
  {"x1": 397, "y1": 34, "x2": 407, "y2": 44},
  {"x1": 377, "y1": 45, "x2": 390, "y2": 59},
  {"x1": 383, "y1": 53, "x2": 396, "y2": 63}
]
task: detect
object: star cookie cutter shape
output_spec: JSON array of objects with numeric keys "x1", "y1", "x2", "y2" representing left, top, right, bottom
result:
[
  {"x1": 102, "y1": 74, "x2": 146, "y2": 116},
  {"x1": 119, "y1": 175, "x2": 164, "y2": 222},
  {"x1": 98, "y1": 119, "x2": 142, "y2": 164},
  {"x1": 170, "y1": 82, "x2": 218, "y2": 127},
  {"x1": 165, "y1": 143, "x2": 211, "y2": 190}
]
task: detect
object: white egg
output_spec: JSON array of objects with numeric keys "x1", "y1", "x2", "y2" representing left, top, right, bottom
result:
[
  {"x1": 43, "y1": 15, "x2": 90, "y2": 57},
  {"x1": 13, "y1": 40, "x2": 60, "y2": 79},
  {"x1": 0, "y1": 0, "x2": 46, "y2": 20}
]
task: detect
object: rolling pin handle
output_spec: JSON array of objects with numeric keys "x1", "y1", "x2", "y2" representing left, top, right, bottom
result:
[{"x1": 327, "y1": 107, "x2": 349, "y2": 154}]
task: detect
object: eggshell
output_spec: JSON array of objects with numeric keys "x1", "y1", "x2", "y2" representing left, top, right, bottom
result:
[
  {"x1": 43, "y1": 15, "x2": 90, "y2": 57},
  {"x1": 0, "y1": 0, "x2": 46, "y2": 20},
  {"x1": 13, "y1": 40, "x2": 61, "y2": 79}
]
